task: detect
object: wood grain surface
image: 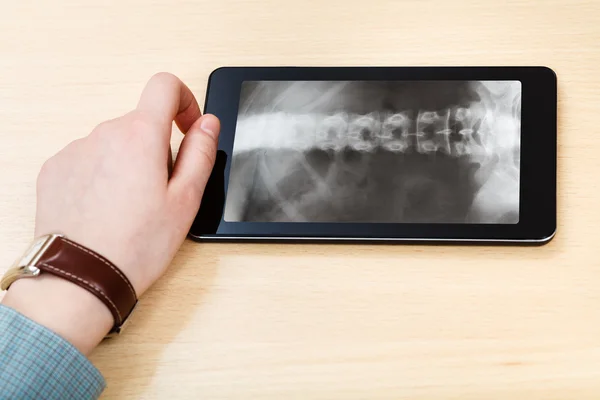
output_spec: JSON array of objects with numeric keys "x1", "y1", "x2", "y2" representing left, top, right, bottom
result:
[{"x1": 0, "y1": 0, "x2": 597, "y2": 398}]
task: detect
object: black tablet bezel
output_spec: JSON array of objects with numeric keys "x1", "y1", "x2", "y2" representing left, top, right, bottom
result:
[{"x1": 189, "y1": 66, "x2": 557, "y2": 244}]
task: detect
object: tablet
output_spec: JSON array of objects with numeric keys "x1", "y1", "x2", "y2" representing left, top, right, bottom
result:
[{"x1": 189, "y1": 66, "x2": 557, "y2": 244}]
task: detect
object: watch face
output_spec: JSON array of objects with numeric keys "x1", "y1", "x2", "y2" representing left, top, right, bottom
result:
[
  {"x1": 12, "y1": 234, "x2": 62, "y2": 269},
  {"x1": 14, "y1": 237, "x2": 46, "y2": 268}
]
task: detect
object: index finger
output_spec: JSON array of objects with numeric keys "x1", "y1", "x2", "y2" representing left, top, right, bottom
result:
[{"x1": 136, "y1": 72, "x2": 202, "y2": 134}]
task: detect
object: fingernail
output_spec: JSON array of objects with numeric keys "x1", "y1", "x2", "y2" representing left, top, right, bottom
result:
[{"x1": 200, "y1": 115, "x2": 220, "y2": 139}]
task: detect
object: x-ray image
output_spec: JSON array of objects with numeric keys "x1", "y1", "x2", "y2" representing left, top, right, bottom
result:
[{"x1": 223, "y1": 80, "x2": 522, "y2": 224}]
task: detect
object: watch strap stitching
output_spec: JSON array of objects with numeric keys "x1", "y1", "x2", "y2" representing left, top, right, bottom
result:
[
  {"x1": 61, "y1": 238, "x2": 137, "y2": 300},
  {"x1": 39, "y1": 262, "x2": 123, "y2": 324}
]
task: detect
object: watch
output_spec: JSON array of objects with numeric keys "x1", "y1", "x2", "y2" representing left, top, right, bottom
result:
[{"x1": 0, "y1": 233, "x2": 138, "y2": 337}]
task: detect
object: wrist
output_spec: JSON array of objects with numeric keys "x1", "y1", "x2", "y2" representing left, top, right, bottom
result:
[{"x1": 1, "y1": 273, "x2": 113, "y2": 355}]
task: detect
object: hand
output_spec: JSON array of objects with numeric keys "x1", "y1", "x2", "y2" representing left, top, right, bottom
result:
[
  {"x1": 35, "y1": 72, "x2": 220, "y2": 296},
  {"x1": 2, "y1": 72, "x2": 221, "y2": 354}
]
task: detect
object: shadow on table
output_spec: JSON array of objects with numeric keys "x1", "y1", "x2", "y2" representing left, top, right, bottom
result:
[{"x1": 89, "y1": 239, "x2": 219, "y2": 399}]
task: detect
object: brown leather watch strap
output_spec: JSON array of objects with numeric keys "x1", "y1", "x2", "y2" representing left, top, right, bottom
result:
[{"x1": 35, "y1": 236, "x2": 138, "y2": 335}]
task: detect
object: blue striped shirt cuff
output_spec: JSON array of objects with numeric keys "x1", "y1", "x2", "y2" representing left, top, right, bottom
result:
[{"x1": 0, "y1": 304, "x2": 106, "y2": 399}]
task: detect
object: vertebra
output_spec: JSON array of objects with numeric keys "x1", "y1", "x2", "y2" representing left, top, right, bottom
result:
[
  {"x1": 346, "y1": 113, "x2": 381, "y2": 152},
  {"x1": 316, "y1": 113, "x2": 349, "y2": 150},
  {"x1": 415, "y1": 109, "x2": 452, "y2": 154},
  {"x1": 380, "y1": 112, "x2": 410, "y2": 139}
]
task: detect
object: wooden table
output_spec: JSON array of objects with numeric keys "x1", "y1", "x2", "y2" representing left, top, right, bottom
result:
[{"x1": 0, "y1": 1, "x2": 597, "y2": 398}]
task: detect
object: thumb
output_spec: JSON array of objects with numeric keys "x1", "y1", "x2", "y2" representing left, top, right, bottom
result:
[{"x1": 169, "y1": 114, "x2": 221, "y2": 209}]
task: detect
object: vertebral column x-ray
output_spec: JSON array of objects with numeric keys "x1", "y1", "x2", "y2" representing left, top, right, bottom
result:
[{"x1": 224, "y1": 80, "x2": 521, "y2": 223}]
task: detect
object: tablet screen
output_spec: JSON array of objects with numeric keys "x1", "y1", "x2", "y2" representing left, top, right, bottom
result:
[{"x1": 223, "y1": 80, "x2": 522, "y2": 224}]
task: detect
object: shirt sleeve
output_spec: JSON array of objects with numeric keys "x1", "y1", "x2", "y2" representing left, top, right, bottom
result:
[{"x1": 0, "y1": 304, "x2": 106, "y2": 400}]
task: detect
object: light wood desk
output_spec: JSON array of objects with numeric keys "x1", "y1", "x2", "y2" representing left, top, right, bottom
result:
[{"x1": 0, "y1": 1, "x2": 597, "y2": 398}]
